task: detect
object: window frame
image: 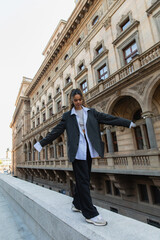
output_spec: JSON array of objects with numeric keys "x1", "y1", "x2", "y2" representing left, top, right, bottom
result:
[
  {"x1": 80, "y1": 80, "x2": 88, "y2": 94},
  {"x1": 94, "y1": 57, "x2": 109, "y2": 83},
  {"x1": 117, "y1": 31, "x2": 141, "y2": 66},
  {"x1": 120, "y1": 17, "x2": 131, "y2": 32},
  {"x1": 57, "y1": 100, "x2": 62, "y2": 112},
  {"x1": 123, "y1": 40, "x2": 138, "y2": 64}
]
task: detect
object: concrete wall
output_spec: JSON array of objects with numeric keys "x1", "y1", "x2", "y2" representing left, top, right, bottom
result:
[{"x1": 0, "y1": 173, "x2": 160, "y2": 240}]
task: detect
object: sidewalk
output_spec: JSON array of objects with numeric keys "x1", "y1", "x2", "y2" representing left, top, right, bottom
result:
[{"x1": 0, "y1": 187, "x2": 36, "y2": 240}]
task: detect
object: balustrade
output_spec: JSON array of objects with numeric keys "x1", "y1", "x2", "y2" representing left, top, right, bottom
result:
[
  {"x1": 140, "y1": 43, "x2": 160, "y2": 66},
  {"x1": 18, "y1": 151, "x2": 160, "y2": 175},
  {"x1": 113, "y1": 157, "x2": 128, "y2": 166},
  {"x1": 132, "y1": 155, "x2": 150, "y2": 166}
]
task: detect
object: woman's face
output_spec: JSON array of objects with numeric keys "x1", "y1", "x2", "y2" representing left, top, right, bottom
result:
[{"x1": 73, "y1": 94, "x2": 83, "y2": 110}]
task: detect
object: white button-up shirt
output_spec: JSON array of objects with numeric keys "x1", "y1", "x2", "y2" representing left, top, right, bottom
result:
[{"x1": 71, "y1": 106, "x2": 99, "y2": 160}]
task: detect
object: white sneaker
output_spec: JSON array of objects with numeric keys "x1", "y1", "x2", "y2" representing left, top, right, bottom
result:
[
  {"x1": 71, "y1": 204, "x2": 81, "y2": 213},
  {"x1": 86, "y1": 214, "x2": 107, "y2": 226}
]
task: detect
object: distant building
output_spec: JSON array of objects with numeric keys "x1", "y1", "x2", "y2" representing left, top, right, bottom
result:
[
  {"x1": 0, "y1": 149, "x2": 12, "y2": 173},
  {"x1": 10, "y1": 0, "x2": 160, "y2": 228}
]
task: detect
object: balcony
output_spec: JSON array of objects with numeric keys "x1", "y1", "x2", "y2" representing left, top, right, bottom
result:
[
  {"x1": 85, "y1": 41, "x2": 160, "y2": 101},
  {"x1": 17, "y1": 150, "x2": 160, "y2": 176}
]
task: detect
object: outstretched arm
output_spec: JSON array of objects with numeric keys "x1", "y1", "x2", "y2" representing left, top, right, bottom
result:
[
  {"x1": 34, "y1": 114, "x2": 66, "y2": 152},
  {"x1": 93, "y1": 109, "x2": 135, "y2": 128}
]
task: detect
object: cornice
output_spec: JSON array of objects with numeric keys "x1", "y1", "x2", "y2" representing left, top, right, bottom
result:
[
  {"x1": 146, "y1": 0, "x2": 160, "y2": 16},
  {"x1": 25, "y1": 0, "x2": 95, "y2": 97},
  {"x1": 74, "y1": 67, "x2": 88, "y2": 80},
  {"x1": 90, "y1": 49, "x2": 109, "y2": 66},
  {"x1": 53, "y1": 91, "x2": 62, "y2": 100},
  {"x1": 10, "y1": 96, "x2": 30, "y2": 128},
  {"x1": 63, "y1": 81, "x2": 73, "y2": 91}
]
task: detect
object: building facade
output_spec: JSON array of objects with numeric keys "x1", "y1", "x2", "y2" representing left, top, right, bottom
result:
[{"x1": 10, "y1": 0, "x2": 160, "y2": 227}]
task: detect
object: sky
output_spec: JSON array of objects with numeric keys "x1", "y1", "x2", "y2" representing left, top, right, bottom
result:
[{"x1": 0, "y1": 0, "x2": 75, "y2": 158}]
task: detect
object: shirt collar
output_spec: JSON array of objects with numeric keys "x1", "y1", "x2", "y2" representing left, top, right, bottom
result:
[{"x1": 71, "y1": 106, "x2": 90, "y2": 115}]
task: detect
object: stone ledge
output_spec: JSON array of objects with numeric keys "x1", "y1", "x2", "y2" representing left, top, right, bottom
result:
[{"x1": 0, "y1": 173, "x2": 160, "y2": 240}]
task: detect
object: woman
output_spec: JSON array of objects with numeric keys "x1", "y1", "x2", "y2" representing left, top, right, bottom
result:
[{"x1": 34, "y1": 88, "x2": 136, "y2": 226}]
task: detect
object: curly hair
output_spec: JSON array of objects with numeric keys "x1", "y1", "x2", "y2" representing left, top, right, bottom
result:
[{"x1": 69, "y1": 88, "x2": 87, "y2": 110}]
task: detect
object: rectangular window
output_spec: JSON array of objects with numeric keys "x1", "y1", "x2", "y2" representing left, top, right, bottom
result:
[
  {"x1": 123, "y1": 41, "x2": 138, "y2": 64},
  {"x1": 120, "y1": 17, "x2": 131, "y2": 31},
  {"x1": 37, "y1": 117, "x2": 40, "y2": 126},
  {"x1": 111, "y1": 132, "x2": 118, "y2": 152},
  {"x1": 80, "y1": 80, "x2": 88, "y2": 93},
  {"x1": 33, "y1": 121, "x2": 35, "y2": 129},
  {"x1": 57, "y1": 100, "x2": 62, "y2": 112},
  {"x1": 58, "y1": 144, "x2": 64, "y2": 157},
  {"x1": 56, "y1": 87, "x2": 60, "y2": 93},
  {"x1": 96, "y1": 44, "x2": 103, "y2": 55},
  {"x1": 138, "y1": 184, "x2": 149, "y2": 203},
  {"x1": 43, "y1": 113, "x2": 46, "y2": 122},
  {"x1": 48, "y1": 95, "x2": 52, "y2": 101},
  {"x1": 98, "y1": 64, "x2": 108, "y2": 81},
  {"x1": 105, "y1": 180, "x2": 112, "y2": 194},
  {"x1": 66, "y1": 77, "x2": 71, "y2": 85},
  {"x1": 49, "y1": 107, "x2": 53, "y2": 117},
  {"x1": 150, "y1": 185, "x2": 160, "y2": 205},
  {"x1": 79, "y1": 63, "x2": 85, "y2": 71},
  {"x1": 49, "y1": 145, "x2": 54, "y2": 158}
]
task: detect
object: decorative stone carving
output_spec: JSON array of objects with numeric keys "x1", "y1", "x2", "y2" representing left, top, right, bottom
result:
[
  {"x1": 130, "y1": 78, "x2": 150, "y2": 95},
  {"x1": 95, "y1": 99, "x2": 109, "y2": 112},
  {"x1": 103, "y1": 17, "x2": 111, "y2": 30},
  {"x1": 115, "y1": 90, "x2": 121, "y2": 96},
  {"x1": 59, "y1": 72, "x2": 63, "y2": 79},
  {"x1": 116, "y1": 11, "x2": 134, "y2": 37},
  {"x1": 84, "y1": 41, "x2": 90, "y2": 51},
  {"x1": 70, "y1": 58, "x2": 75, "y2": 67}
]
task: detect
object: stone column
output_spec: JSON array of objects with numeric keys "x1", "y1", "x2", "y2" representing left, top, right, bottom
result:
[
  {"x1": 106, "y1": 127, "x2": 114, "y2": 153},
  {"x1": 142, "y1": 112, "x2": 157, "y2": 149},
  {"x1": 54, "y1": 144, "x2": 57, "y2": 159},
  {"x1": 32, "y1": 148, "x2": 35, "y2": 161},
  {"x1": 140, "y1": 125, "x2": 148, "y2": 149},
  {"x1": 45, "y1": 146, "x2": 48, "y2": 160}
]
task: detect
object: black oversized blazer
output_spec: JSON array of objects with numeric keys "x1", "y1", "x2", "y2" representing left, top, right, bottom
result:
[{"x1": 40, "y1": 108, "x2": 131, "y2": 162}]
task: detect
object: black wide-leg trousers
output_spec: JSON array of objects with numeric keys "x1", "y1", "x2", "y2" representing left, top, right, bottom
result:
[{"x1": 72, "y1": 143, "x2": 99, "y2": 219}]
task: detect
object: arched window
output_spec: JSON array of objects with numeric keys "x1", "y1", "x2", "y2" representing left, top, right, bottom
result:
[
  {"x1": 76, "y1": 38, "x2": 81, "y2": 45},
  {"x1": 64, "y1": 54, "x2": 69, "y2": 60}
]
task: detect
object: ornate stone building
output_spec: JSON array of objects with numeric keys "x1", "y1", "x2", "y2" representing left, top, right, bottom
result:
[{"x1": 10, "y1": 0, "x2": 160, "y2": 227}]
